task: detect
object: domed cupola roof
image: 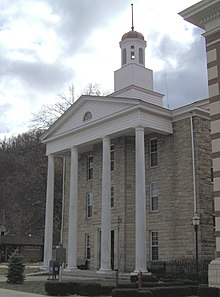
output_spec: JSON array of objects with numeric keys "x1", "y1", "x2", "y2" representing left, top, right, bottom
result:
[{"x1": 121, "y1": 30, "x2": 145, "y2": 41}]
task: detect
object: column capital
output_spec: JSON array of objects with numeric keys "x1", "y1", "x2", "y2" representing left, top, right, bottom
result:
[
  {"x1": 71, "y1": 146, "x2": 78, "y2": 152},
  {"x1": 135, "y1": 126, "x2": 145, "y2": 132},
  {"x1": 102, "y1": 136, "x2": 110, "y2": 142}
]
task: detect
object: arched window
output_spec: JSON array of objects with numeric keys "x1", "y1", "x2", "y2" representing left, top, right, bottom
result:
[
  {"x1": 83, "y1": 111, "x2": 92, "y2": 121},
  {"x1": 139, "y1": 47, "x2": 144, "y2": 64},
  {"x1": 122, "y1": 48, "x2": 127, "y2": 65}
]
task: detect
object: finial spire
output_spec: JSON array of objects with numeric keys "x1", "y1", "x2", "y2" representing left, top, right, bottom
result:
[{"x1": 131, "y1": 4, "x2": 134, "y2": 31}]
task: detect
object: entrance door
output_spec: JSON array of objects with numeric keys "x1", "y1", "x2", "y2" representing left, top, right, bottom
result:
[
  {"x1": 97, "y1": 229, "x2": 115, "y2": 270},
  {"x1": 111, "y1": 230, "x2": 114, "y2": 270}
]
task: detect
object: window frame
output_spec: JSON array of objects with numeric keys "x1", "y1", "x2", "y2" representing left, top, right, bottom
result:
[
  {"x1": 210, "y1": 159, "x2": 214, "y2": 183},
  {"x1": 86, "y1": 192, "x2": 93, "y2": 218},
  {"x1": 111, "y1": 186, "x2": 114, "y2": 208},
  {"x1": 131, "y1": 51, "x2": 135, "y2": 60},
  {"x1": 151, "y1": 231, "x2": 159, "y2": 261},
  {"x1": 150, "y1": 181, "x2": 158, "y2": 212},
  {"x1": 122, "y1": 48, "x2": 127, "y2": 65},
  {"x1": 110, "y1": 144, "x2": 114, "y2": 171},
  {"x1": 85, "y1": 234, "x2": 91, "y2": 261},
  {"x1": 87, "y1": 156, "x2": 93, "y2": 180},
  {"x1": 139, "y1": 47, "x2": 143, "y2": 64},
  {"x1": 83, "y1": 111, "x2": 92, "y2": 121},
  {"x1": 150, "y1": 138, "x2": 158, "y2": 167}
]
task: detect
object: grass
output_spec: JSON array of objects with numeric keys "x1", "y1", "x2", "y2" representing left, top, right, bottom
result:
[
  {"x1": 0, "y1": 280, "x2": 46, "y2": 295},
  {"x1": 0, "y1": 265, "x2": 47, "y2": 295}
]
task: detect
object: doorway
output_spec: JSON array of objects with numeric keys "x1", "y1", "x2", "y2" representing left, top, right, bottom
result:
[{"x1": 98, "y1": 229, "x2": 115, "y2": 270}]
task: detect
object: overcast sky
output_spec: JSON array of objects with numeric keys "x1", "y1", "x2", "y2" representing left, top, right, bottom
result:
[{"x1": 0, "y1": 0, "x2": 208, "y2": 139}]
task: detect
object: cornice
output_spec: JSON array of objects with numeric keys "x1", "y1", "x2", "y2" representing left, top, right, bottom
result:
[
  {"x1": 179, "y1": 1, "x2": 220, "y2": 30},
  {"x1": 42, "y1": 102, "x2": 172, "y2": 144},
  {"x1": 172, "y1": 106, "x2": 210, "y2": 122}
]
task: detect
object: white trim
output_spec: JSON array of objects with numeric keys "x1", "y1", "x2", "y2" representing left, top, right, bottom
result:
[
  {"x1": 150, "y1": 181, "x2": 159, "y2": 212},
  {"x1": 150, "y1": 138, "x2": 158, "y2": 168}
]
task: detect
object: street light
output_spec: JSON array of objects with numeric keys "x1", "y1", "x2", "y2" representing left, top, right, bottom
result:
[{"x1": 192, "y1": 213, "x2": 200, "y2": 281}]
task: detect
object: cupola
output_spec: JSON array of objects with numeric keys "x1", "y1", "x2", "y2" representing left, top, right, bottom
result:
[
  {"x1": 119, "y1": 4, "x2": 146, "y2": 67},
  {"x1": 112, "y1": 4, "x2": 164, "y2": 107}
]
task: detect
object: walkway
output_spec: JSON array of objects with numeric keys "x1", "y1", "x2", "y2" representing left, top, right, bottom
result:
[{"x1": 0, "y1": 288, "x2": 48, "y2": 296}]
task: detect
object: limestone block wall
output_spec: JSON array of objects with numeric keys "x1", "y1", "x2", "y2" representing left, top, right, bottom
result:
[
  {"x1": 61, "y1": 115, "x2": 214, "y2": 272},
  {"x1": 193, "y1": 116, "x2": 215, "y2": 259}
]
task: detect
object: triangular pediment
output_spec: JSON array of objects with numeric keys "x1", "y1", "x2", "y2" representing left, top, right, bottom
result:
[{"x1": 42, "y1": 95, "x2": 139, "y2": 141}]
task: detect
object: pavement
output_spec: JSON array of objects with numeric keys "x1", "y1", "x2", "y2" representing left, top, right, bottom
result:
[{"x1": 0, "y1": 288, "x2": 49, "y2": 296}]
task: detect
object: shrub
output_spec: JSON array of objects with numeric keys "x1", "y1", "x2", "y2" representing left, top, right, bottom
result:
[
  {"x1": 68, "y1": 282, "x2": 80, "y2": 295},
  {"x1": 6, "y1": 248, "x2": 25, "y2": 284},
  {"x1": 79, "y1": 282, "x2": 101, "y2": 296},
  {"x1": 45, "y1": 281, "x2": 70, "y2": 296},
  {"x1": 198, "y1": 285, "x2": 219, "y2": 297},
  {"x1": 137, "y1": 290, "x2": 154, "y2": 296},
  {"x1": 45, "y1": 281, "x2": 103, "y2": 296},
  {"x1": 118, "y1": 283, "x2": 138, "y2": 289},
  {"x1": 100, "y1": 284, "x2": 114, "y2": 295},
  {"x1": 150, "y1": 285, "x2": 198, "y2": 297},
  {"x1": 131, "y1": 274, "x2": 158, "y2": 283},
  {"x1": 112, "y1": 288, "x2": 139, "y2": 297},
  {"x1": 141, "y1": 280, "x2": 198, "y2": 288}
]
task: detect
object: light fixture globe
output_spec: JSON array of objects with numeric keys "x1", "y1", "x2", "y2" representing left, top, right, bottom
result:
[{"x1": 192, "y1": 213, "x2": 200, "y2": 227}]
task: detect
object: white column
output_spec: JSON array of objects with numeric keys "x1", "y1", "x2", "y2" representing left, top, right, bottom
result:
[
  {"x1": 135, "y1": 126, "x2": 147, "y2": 272},
  {"x1": 99, "y1": 136, "x2": 111, "y2": 272},
  {"x1": 66, "y1": 147, "x2": 78, "y2": 270},
  {"x1": 43, "y1": 154, "x2": 55, "y2": 267}
]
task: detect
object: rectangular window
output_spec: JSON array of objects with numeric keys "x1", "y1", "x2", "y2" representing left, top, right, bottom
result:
[
  {"x1": 85, "y1": 234, "x2": 91, "y2": 260},
  {"x1": 150, "y1": 139, "x2": 158, "y2": 167},
  {"x1": 110, "y1": 144, "x2": 114, "y2": 171},
  {"x1": 111, "y1": 186, "x2": 114, "y2": 208},
  {"x1": 210, "y1": 159, "x2": 214, "y2": 183},
  {"x1": 86, "y1": 192, "x2": 93, "y2": 218},
  {"x1": 131, "y1": 51, "x2": 135, "y2": 59},
  {"x1": 150, "y1": 181, "x2": 158, "y2": 212},
  {"x1": 87, "y1": 156, "x2": 93, "y2": 180},
  {"x1": 151, "y1": 231, "x2": 158, "y2": 260}
]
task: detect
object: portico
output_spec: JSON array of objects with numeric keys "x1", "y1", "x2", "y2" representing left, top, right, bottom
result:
[{"x1": 42, "y1": 98, "x2": 172, "y2": 272}]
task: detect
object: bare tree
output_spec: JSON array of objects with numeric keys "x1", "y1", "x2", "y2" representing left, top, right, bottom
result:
[
  {"x1": 81, "y1": 83, "x2": 109, "y2": 96},
  {"x1": 30, "y1": 84, "x2": 75, "y2": 131},
  {"x1": 30, "y1": 83, "x2": 110, "y2": 131}
]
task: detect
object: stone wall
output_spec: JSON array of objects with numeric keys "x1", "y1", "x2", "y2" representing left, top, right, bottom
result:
[{"x1": 61, "y1": 115, "x2": 215, "y2": 272}]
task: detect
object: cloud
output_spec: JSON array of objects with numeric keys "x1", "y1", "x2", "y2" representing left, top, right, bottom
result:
[
  {"x1": 152, "y1": 27, "x2": 208, "y2": 108},
  {"x1": 0, "y1": 0, "x2": 209, "y2": 139},
  {"x1": 8, "y1": 60, "x2": 74, "y2": 92},
  {"x1": 46, "y1": 0, "x2": 131, "y2": 55}
]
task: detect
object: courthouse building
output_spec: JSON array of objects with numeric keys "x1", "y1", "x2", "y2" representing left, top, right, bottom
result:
[{"x1": 41, "y1": 15, "x2": 215, "y2": 273}]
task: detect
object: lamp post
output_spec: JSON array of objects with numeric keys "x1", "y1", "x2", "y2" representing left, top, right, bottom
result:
[{"x1": 192, "y1": 213, "x2": 200, "y2": 281}]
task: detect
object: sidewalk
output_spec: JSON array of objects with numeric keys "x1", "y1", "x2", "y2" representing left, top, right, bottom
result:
[{"x1": 0, "y1": 288, "x2": 49, "y2": 296}]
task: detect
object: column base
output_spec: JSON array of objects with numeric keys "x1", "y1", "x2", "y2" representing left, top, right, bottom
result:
[
  {"x1": 65, "y1": 266, "x2": 79, "y2": 272},
  {"x1": 97, "y1": 269, "x2": 114, "y2": 275},
  {"x1": 132, "y1": 270, "x2": 151, "y2": 275},
  {"x1": 40, "y1": 264, "x2": 49, "y2": 271},
  {"x1": 208, "y1": 258, "x2": 220, "y2": 288}
]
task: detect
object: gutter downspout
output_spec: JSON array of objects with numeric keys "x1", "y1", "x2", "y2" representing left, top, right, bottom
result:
[
  {"x1": 190, "y1": 113, "x2": 197, "y2": 214},
  {"x1": 60, "y1": 157, "x2": 66, "y2": 244}
]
